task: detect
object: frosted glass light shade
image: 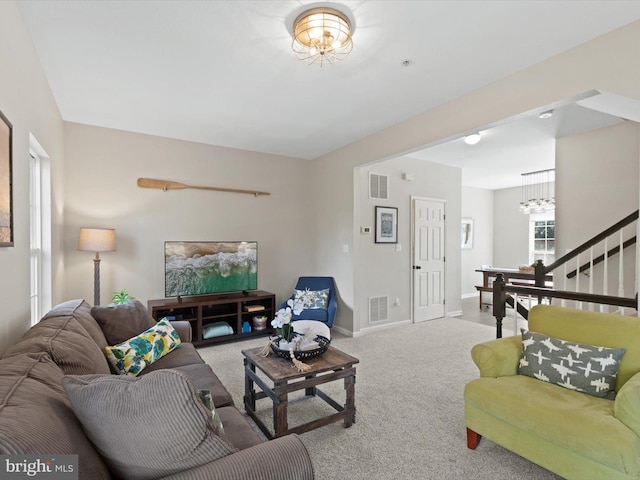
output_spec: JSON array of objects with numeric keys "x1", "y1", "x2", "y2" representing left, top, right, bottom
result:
[{"x1": 292, "y1": 7, "x2": 353, "y2": 66}]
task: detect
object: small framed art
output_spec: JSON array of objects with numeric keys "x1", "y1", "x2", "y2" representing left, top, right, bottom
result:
[
  {"x1": 461, "y1": 217, "x2": 474, "y2": 249},
  {"x1": 375, "y1": 206, "x2": 398, "y2": 244}
]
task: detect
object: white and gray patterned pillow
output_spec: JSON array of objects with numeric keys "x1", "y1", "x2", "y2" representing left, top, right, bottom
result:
[
  {"x1": 518, "y1": 330, "x2": 626, "y2": 399},
  {"x1": 294, "y1": 288, "x2": 330, "y2": 310}
]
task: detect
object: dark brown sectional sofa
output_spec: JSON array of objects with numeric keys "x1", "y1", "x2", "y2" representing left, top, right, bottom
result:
[{"x1": 0, "y1": 299, "x2": 314, "y2": 479}]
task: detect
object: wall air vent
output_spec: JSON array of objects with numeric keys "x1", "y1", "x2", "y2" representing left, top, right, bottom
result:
[
  {"x1": 369, "y1": 173, "x2": 388, "y2": 199},
  {"x1": 369, "y1": 296, "x2": 389, "y2": 323}
]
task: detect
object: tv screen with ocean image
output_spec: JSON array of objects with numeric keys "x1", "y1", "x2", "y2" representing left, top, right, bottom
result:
[{"x1": 165, "y1": 241, "x2": 257, "y2": 297}]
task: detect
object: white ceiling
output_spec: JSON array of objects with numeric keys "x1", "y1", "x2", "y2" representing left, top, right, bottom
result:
[{"x1": 16, "y1": 1, "x2": 640, "y2": 186}]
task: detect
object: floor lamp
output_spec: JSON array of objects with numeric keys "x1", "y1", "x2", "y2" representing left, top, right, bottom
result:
[{"x1": 78, "y1": 227, "x2": 116, "y2": 306}]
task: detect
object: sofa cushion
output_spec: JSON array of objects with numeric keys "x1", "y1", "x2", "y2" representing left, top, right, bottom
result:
[
  {"x1": 104, "y1": 319, "x2": 181, "y2": 376},
  {"x1": 518, "y1": 329, "x2": 626, "y2": 399},
  {"x1": 465, "y1": 375, "x2": 640, "y2": 475},
  {"x1": 92, "y1": 300, "x2": 157, "y2": 345},
  {"x1": 216, "y1": 406, "x2": 263, "y2": 450},
  {"x1": 165, "y1": 363, "x2": 234, "y2": 408},
  {"x1": 42, "y1": 299, "x2": 109, "y2": 349},
  {"x1": 0, "y1": 353, "x2": 110, "y2": 479},
  {"x1": 3, "y1": 316, "x2": 110, "y2": 375},
  {"x1": 62, "y1": 370, "x2": 237, "y2": 480},
  {"x1": 138, "y1": 342, "x2": 205, "y2": 373}
]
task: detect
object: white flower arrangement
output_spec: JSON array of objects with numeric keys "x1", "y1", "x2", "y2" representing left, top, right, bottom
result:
[{"x1": 271, "y1": 289, "x2": 315, "y2": 342}]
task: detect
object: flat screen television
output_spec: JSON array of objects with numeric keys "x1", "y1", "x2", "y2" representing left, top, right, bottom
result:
[{"x1": 165, "y1": 241, "x2": 257, "y2": 298}]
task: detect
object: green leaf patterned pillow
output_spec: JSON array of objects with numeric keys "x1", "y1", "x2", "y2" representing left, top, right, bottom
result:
[
  {"x1": 104, "y1": 319, "x2": 181, "y2": 376},
  {"x1": 294, "y1": 288, "x2": 330, "y2": 310}
]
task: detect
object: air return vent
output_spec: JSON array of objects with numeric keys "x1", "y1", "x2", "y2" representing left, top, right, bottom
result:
[
  {"x1": 369, "y1": 173, "x2": 388, "y2": 199},
  {"x1": 369, "y1": 296, "x2": 389, "y2": 323}
]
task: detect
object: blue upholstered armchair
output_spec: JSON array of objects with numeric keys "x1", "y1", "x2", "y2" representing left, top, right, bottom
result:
[{"x1": 278, "y1": 276, "x2": 337, "y2": 328}]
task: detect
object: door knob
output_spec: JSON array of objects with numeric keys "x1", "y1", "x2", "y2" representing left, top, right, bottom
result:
[{"x1": 413, "y1": 265, "x2": 422, "y2": 270}]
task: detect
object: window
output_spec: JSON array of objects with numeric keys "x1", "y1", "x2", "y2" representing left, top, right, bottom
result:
[
  {"x1": 29, "y1": 135, "x2": 52, "y2": 325},
  {"x1": 529, "y1": 213, "x2": 555, "y2": 265}
]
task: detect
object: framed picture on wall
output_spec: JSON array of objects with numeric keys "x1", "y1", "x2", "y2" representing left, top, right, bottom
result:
[
  {"x1": 0, "y1": 110, "x2": 12, "y2": 247},
  {"x1": 375, "y1": 206, "x2": 398, "y2": 244},
  {"x1": 461, "y1": 217, "x2": 474, "y2": 249}
]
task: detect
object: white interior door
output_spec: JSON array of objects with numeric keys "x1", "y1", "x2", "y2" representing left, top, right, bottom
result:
[{"x1": 412, "y1": 198, "x2": 446, "y2": 322}]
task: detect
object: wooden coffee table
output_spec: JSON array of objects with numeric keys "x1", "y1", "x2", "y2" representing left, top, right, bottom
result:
[{"x1": 242, "y1": 345, "x2": 359, "y2": 439}]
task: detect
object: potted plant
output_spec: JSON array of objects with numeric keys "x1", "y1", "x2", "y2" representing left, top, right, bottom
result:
[{"x1": 112, "y1": 289, "x2": 135, "y2": 305}]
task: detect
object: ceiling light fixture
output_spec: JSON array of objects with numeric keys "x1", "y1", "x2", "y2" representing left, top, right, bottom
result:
[
  {"x1": 464, "y1": 133, "x2": 481, "y2": 145},
  {"x1": 539, "y1": 110, "x2": 554, "y2": 119},
  {"x1": 291, "y1": 7, "x2": 353, "y2": 67},
  {"x1": 519, "y1": 169, "x2": 555, "y2": 214}
]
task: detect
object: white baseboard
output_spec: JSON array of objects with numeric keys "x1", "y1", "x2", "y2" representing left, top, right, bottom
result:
[
  {"x1": 447, "y1": 310, "x2": 463, "y2": 317},
  {"x1": 332, "y1": 324, "x2": 354, "y2": 337},
  {"x1": 461, "y1": 292, "x2": 479, "y2": 299},
  {"x1": 349, "y1": 319, "x2": 412, "y2": 338}
]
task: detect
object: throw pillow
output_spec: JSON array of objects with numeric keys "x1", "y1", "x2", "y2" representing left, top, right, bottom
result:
[
  {"x1": 294, "y1": 288, "x2": 330, "y2": 310},
  {"x1": 61, "y1": 371, "x2": 237, "y2": 480},
  {"x1": 104, "y1": 319, "x2": 181, "y2": 376},
  {"x1": 197, "y1": 389, "x2": 227, "y2": 440},
  {"x1": 518, "y1": 329, "x2": 626, "y2": 399},
  {"x1": 91, "y1": 300, "x2": 157, "y2": 345}
]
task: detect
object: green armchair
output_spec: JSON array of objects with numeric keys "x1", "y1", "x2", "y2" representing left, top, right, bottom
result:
[{"x1": 464, "y1": 305, "x2": 640, "y2": 480}]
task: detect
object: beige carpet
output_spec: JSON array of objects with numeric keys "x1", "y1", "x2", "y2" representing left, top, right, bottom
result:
[{"x1": 198, "y1": 317, "x2": 563, "y2": 480}]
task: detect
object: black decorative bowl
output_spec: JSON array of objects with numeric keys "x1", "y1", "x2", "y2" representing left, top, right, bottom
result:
[{"x1": 270, "y1": 335, "x2": 331, "y2": 360}]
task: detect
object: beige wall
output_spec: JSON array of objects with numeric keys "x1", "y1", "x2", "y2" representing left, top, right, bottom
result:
[
  {"x1": 63, "y1": 123, "x2": 314, "y2": 309},
  {"x1": 0, "y1": 2, "x2": 64, "y2": 355},
  {"x1": 355, "y1": 157, "x2": 461, "y2": 333},
  {"x1": 4, "y1": 5, "x2": 640, "y2": 354},
  {"x1": 556, "y1": 121, "x2": 639, "y2": 296},
  {"x1": 461, "y1": 186, "x2": 494, "y2": 297},
  {"x1": 310, "y1": 21, "x2": 640, "y2": 332},
  {"x1": 492, "y1": 185, "x2": 531, "y2": 268},
  {"x1": 556, "y1": 121, "x2": 640, "y2": 254}
]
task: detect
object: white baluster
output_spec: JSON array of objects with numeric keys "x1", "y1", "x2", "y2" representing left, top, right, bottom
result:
[
  {"x1": 619, "y1": 229, "x2": 625, "y2": 315},
  {"x1": 602, "y1": 237, "x2": 608, "y2": 313},
  {"x1": 553, "y1": 262, "x2": 569, "y2": 307},
  {"x1": 576, "y1": 253, "x2": 582, "y2": 309}
]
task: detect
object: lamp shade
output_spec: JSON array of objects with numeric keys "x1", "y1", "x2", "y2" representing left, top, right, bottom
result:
[{"x1": 78, "y1": 228, "x2": 116, "y2": 252}]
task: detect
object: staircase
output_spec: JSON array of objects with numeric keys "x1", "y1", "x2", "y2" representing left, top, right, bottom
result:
[{"x1": 492, "y1": 210, "x2": 638, "y2": 338}]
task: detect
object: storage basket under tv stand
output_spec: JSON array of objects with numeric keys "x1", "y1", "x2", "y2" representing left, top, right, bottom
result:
[{"x1": 147, "y1": 291, "x2": 275, "y2": 346}]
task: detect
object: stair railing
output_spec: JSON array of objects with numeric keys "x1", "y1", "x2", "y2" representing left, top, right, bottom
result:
[{"x1": 491, "y1": 210, "x2": 638, "y2": 338}]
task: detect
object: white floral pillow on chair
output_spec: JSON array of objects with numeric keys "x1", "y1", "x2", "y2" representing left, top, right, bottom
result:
[{"x1": 294, "y1": 288, "x2": 330, "y2": 309}]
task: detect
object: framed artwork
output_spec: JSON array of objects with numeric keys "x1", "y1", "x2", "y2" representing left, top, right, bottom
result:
[
  {"x1": 375, "y1": 206, "x2": 398, "y2": 244},
  {"x1": 0, "y1": 110, "x2": 12, "y2": 247},
  {"x1": 461, "y1": 217, "x2": 474, "y2": 249}
]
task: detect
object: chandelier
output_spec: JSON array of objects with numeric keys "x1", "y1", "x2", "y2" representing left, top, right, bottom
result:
[
  {"x1": 519, "y1": 169, "x2": 555, "y2": 214},
  {"x1": 291, "y1": 7, "x2": 353, "y2": 66}
]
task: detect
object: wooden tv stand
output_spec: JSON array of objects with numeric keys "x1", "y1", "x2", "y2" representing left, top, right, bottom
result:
[{"x1": 148, "y1": 291, "x2": 275, "y2": 346}]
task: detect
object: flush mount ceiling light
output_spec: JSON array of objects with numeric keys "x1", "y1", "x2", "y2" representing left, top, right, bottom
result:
[
  {"x1": 464, "y1": 133, "x2": 481, "y2": 145},
  {"x1": 539, "y1": 110, "x2": 554, "y2": 119},
  {"x1": 291, "y1": 7, "x2": 353, "y2": 66}
]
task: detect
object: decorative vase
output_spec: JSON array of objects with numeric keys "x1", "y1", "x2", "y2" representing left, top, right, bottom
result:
[{"x1": 252, "y1": 315, "x2": 267, "y2": 330}]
